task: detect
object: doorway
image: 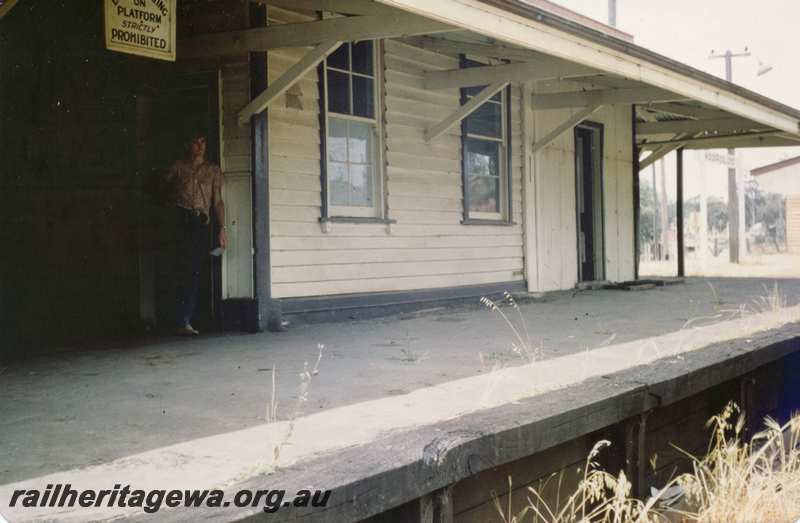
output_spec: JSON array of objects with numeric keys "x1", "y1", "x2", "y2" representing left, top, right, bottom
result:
[
  {"x1": 574, "y1": 123, "x2": 605, "y2": 282},
  {"x1": 137, "y1": 72, "x2": 222, "y2": 332}
]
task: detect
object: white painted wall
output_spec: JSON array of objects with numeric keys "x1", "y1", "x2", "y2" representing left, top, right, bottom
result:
[
  {"x1": 528, "y1": 81, "x2": 634, "y2": 291},
  {"x1": 220, "y1": 61, "x2": 255, "y2": 299},
  {"x1": 266, "y1": 6, "x2": 524, "y2": 299},
  {"x1": 231, "y1": 7, "x2": 638, "y2": 300}
]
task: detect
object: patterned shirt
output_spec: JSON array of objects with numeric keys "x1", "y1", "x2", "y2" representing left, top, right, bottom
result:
[{"x1": 165, "y1": 160, "x2": 223, "y2": 216}]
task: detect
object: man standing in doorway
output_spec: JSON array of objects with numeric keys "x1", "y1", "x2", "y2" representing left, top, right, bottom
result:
[{"x1": 165, "y1": 129, "x2": 226, "y2": 335}]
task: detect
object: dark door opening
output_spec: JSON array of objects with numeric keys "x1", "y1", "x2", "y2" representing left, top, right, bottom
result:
[
  {"x1": 137, "y1": 72, "x2": 222, "y2": 332},
  {"x1": 575, "y1": 123, "x2": 605, "y2": 282}
]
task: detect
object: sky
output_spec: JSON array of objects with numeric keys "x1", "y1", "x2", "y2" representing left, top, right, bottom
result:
[{"x1": 551, "y1": 0, "x2": 800, "y2": 200}]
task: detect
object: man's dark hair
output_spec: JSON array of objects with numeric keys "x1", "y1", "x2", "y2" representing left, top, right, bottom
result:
[{"x1": 183, "y1": 124, "x2": 208, "y2": 145}]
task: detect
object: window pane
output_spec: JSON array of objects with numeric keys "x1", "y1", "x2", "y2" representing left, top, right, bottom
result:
[
  {"x1": 469, "y1": 176, "x2": 499, "y2": 213},
  {"x1": 352, "y1": 76, "x2": 375, "y2": 119},
  {"x1": 327, "y1": 43, "x2": 349, "y2": 71},
  {"x1": 329, "y1": 162, "x2": 349, "y2": 206},
  {"x1": 351, "y1": 41, "x2": 374, "y2": 76},
  {"x1": 348, "y1": 121, "x2": 372, "y2": 164},
  {"x1": 327, "y1": 70, "x2": 350, "y2": 115},
  {"x1": 349, "y1": 164, "x2": 373, "y2": 207},
  {"x1": 328, "y1": 118, "x2": 348, "y2": 162},
  {"x1": 465, "y1": 138, "x2": 501, "y2": 213},
  {"x1": 465, "y1": 138, "x2": 500, "y2": 178},
  {"x1": 465, "y1": 101, "x2": 502, "y2": 138}
]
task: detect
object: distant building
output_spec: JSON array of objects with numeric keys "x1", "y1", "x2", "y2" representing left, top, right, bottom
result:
[{"x1": 752, "y1": 156, "x2": 800, "y2": 253}]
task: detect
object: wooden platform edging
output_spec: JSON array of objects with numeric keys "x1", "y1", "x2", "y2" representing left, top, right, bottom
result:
[{"x1": 141, "y1": 322, "x2": 800, "y2": 522}]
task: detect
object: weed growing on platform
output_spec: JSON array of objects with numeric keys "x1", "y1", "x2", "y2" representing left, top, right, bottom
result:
[
  {"x1": 493, "y1": 403, "x2": 800, "y2": 522},
  {"x1": 396, "y1": 330, "x2": 429, "y2": 363},
  {"x1": 264, "y1": 344, "x2": 325, "y2": 468},
  {"x1": 751, "y1": 281, "x2": 786, "y2": 314},
  {"x1": 481, "y1": 292, "x2": 541, "y2": 364}
]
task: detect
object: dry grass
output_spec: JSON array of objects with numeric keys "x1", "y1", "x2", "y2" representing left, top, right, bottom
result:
[
  {"x1": 675, "y1": 403, "x2": 800, "y2": 522},
  {"x1": 265, "y1": 344, "x2": 325, "y2": 466},
  {"x1": 481, "y1": 292, "x2": 542, "y2": 364},
  {"x1": 493, "y1": 440, "x2": 663, "y2": 523},
  {"x1": 493, "y1": 404, "x2": 800, "y2": 523}
]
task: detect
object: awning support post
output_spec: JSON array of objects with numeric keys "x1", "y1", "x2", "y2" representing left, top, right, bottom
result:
[{"x1": 677, "y1": 147, "x2": 685, "y2": 277}]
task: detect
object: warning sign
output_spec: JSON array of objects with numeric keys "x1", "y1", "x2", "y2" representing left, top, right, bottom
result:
[{"x1": 104, "y1": 0, "x2": 176, "y2": 62}]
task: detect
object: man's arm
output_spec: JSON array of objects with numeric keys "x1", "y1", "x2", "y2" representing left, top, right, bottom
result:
[{"x1": 165, "y1": 161, "x2": 179, "y2": 182}]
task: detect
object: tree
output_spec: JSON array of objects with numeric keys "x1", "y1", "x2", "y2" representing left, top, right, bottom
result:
[
  {"x1": 638, "y1": 180, "x2": 656, "y2": 247},
  {"x1": 707, "y1": 196, "x2": 728, "y2": 233}
]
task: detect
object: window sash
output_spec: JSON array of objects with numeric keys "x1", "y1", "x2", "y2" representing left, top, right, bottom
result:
[
  {"x1": 322, "y1": 42, "x2": 382, "y2": 217},
  {"x1": 462, "y1": 86, "x2": 509, "y2": 221},
  {"x1": 325, "y1": 42, "x2": 376, "y2": 120}
]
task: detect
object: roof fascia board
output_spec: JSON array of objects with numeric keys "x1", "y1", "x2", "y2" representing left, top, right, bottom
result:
[
  {"x1": 374, "y1": 0, "x2": 800, "y2": 134},
  {"x1": 751, "y1": 156, "x2": 800, "y2": 176}
]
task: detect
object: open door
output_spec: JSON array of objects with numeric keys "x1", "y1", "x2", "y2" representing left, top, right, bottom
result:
[
  {"x1": 575, "y1": 123, "x2": 605, "y2": 282},
  {"x1": 137, "y1": 72, "x2": 222, "y2": 332}
]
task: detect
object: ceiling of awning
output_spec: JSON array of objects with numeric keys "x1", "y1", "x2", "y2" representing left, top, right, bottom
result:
[
  {"x1": 243, "y1": 0, "x2": 800, "y2": 152},
  {"x1": 402, "y1": 32, "x2": 800, "y2": 152}
]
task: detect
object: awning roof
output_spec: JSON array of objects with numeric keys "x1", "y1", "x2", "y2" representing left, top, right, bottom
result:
[
  {"x1": 752, "y1": 155, "x2": 800, "y2": 176},
  {"x1": 375, "y1": 0, "x2": 800, "y2": 151}
]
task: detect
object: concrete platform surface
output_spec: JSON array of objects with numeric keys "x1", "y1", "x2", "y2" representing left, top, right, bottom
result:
[{"x1": 2, "y1": 277, "x2": 800, "y2": 521}]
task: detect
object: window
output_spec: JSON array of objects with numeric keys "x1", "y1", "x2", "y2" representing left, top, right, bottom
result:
[
  {"x1": 321, "y1": 41, "x2": 382, "y2": 218},
  {"x1": 461, "y1": 60, "x2": 511, "y2": 222}
]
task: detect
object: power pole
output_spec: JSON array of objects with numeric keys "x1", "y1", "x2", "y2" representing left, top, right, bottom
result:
[
  {"x1": 709, "y1": 49, "x2": 750, "y2": 263},
  {"x1": 608, "y1": 0, "x2": 617, "y2": 27},
  {"x1": 651, "y1": 164, "x2": 658, "y2": 259},
  {"x1": 659, "y1": 158, "x2": 670, "y2": 261}
]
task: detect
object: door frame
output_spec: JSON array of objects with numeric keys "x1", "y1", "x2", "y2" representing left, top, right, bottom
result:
[
  {"x1": 574, "y1": 120, "x2": 606, "y2": 282},
  {"x1": 140, "y1": 70, "x2": 223, "y2": 330}
]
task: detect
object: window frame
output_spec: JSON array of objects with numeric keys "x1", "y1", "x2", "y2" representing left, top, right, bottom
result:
[
  {"x1": 318, "y1": 40, "x2": 386, "y2": 220},
  {"x1": 459, "y1": 56, "x2": 513, "y2": 225}
]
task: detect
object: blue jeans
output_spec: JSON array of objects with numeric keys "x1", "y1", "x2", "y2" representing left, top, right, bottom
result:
[{"x1": 174, "y1": 208, "x2": 209, "y2": 327}]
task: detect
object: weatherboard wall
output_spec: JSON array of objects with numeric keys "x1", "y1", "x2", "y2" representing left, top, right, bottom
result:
[
  {"x1": 529, "y1": 81, "x2": 635, "y2": 291},
  {"x1": 266, "y1": 6, "x2": 524, "y2": 299}
]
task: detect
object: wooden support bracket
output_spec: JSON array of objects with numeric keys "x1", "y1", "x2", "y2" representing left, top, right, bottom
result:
[
  {"x1": 531, "y1": 104, "x2": 603, "y2": 154},
  {"x1": 237, "y1": 40, "x2": 342, "y2": 126},
  {"x1": 180, "y1": 14, "x2": 455, "y2": 58},
  {"x1": 424, "y1": 81, "x2": 508, "y2": 142},
  {"x1": 638, "y1": 133, "x2": 691, "y2": 170}
]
